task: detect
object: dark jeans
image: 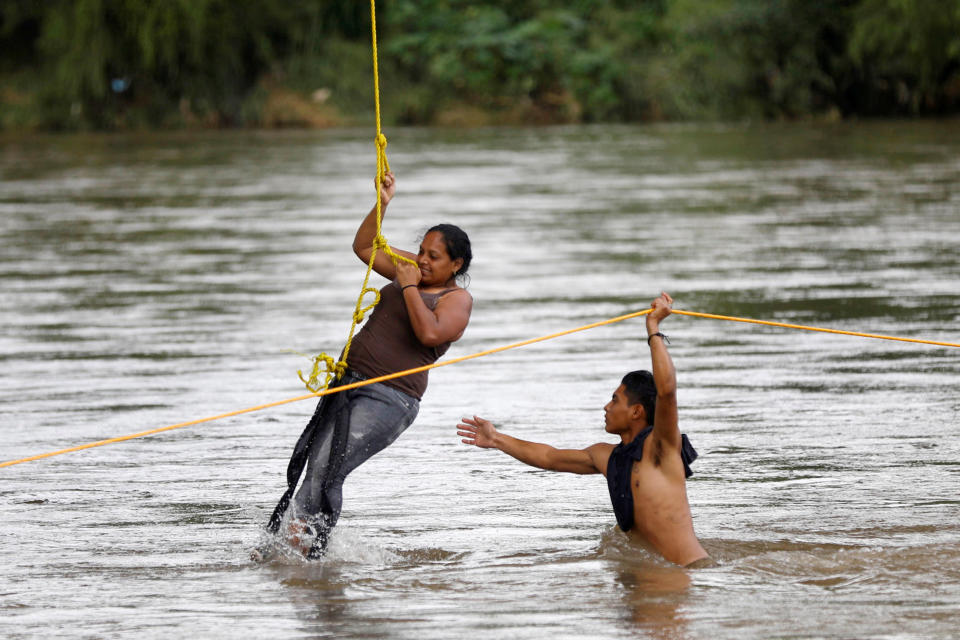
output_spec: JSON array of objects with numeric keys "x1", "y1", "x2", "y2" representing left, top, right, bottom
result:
[{"x1": 268, "y1": 370, "x2": 419, "y2": 555}]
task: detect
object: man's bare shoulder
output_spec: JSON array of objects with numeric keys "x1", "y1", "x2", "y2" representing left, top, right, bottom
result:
[{"x1": 584, "y1": 442, "x2": 616, "y2": 476}]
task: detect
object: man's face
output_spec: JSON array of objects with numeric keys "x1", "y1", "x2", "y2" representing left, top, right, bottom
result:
[{"x1": 604, "y1": 384, "x2": 639, "y2": 434}]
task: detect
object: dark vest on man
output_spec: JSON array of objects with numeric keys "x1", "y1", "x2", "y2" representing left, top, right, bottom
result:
[{"x1": 605, "y1": 426, "x2": 698, "y2": 532}]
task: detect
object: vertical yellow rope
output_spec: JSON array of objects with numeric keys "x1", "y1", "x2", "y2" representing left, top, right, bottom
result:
[{"x1": 299, "y1": 0, "x2": 417, "y2": 393}]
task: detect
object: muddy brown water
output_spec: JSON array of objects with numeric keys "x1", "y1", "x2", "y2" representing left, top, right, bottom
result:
[{"x1": 2, "y1": 122, "x2": 959, "y2": 638}]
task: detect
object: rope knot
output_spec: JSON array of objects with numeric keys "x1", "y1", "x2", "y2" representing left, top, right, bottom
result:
[
  {"x1": 376, "y1": 133, "x2": 388, "y2": 151},
  {"x1": 372, "y1": 234, "x2": 389, "y2": 250},
  {"x1": 298, "y1": 352, "x2": 348, "y2": 393},
  {"x1": 353, "y1": 287, "x2": 381, "y2": 325}
]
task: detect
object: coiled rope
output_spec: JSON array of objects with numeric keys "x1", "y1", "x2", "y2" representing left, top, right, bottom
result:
[{"x1": 2, "y1": 308, "x2": 957, "y2": 469}]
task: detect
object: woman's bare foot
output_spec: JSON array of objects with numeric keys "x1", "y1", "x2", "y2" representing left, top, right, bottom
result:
[{"x1": 287, "y1": 519, "x2": 313, "y2": 556}]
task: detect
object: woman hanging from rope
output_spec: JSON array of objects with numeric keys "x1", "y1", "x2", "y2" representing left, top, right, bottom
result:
[{"x1": 260, "y1": 171, "x2": 473, "y2": 559}]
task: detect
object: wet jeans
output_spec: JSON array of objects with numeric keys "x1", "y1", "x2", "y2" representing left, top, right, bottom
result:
[{"x1": 269, "y1": 369, "x2": 419, "y2": 555}]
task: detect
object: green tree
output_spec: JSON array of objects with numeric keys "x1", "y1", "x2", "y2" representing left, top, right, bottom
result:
[
  {"x1": 7, "y1": 0, "x2": 327, "y2": 128},
  {"x1": 653, "y1": 0, "x2": 859, "y2": 119},
  {"x1": 849, "y1": 0, "x2": 960, "y2": 114},
  {"x1": 3, "y1": 0, "x2": 960, "y2": 129},
  {"x1": 384, "y1": 0, "x2": 666, "y2": 123}
]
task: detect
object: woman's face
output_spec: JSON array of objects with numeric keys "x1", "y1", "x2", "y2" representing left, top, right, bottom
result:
[{"x1": 418, "y1": 231, "x2": 462, "y2": 286}]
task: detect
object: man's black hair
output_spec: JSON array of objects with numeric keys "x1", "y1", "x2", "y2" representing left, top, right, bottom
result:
[{"x1": 621, "y1": 370, "x2": 657, "y2": 426}]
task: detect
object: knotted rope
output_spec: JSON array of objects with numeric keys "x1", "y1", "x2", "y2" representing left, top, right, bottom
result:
[{"x1": 299, "y1": 0, "x2": 418, "y2": 392}]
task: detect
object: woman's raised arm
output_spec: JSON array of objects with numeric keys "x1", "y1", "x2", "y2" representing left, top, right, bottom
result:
[{"x1": 352, "y1": 171, "x2": 417, "y2": 279}]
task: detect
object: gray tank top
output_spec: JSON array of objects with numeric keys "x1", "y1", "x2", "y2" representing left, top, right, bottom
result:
[{"x1": 346, "y1": 281, "x2": 464, "y2": 399}]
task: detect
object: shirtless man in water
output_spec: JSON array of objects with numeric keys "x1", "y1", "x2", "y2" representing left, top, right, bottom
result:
[{"x1": 457, "y1": 292, "x2": 710, "y2": 567}]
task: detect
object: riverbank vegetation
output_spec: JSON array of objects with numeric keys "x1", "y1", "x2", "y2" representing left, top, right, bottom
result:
[{"x1": 2, "y1": 0, "x2": 958, "y2": 130}]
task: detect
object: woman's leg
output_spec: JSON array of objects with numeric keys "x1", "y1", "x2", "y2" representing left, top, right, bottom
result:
[
  {"x1": 304, "y1": 383, "x2": 419, "y2": 556},
  {"x1": 321, "y1": 383, "x2": 419, "y2": 524},
  {"x1": 286, "y1": 372, "x2": 366, "y2": 524},
  {"x1": 267, "y1": 372, "x2": 356, "y2": 534}
]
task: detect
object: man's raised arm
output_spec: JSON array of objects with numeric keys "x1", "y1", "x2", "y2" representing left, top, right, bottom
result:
[
  {"x1": 457, "y1": 416, "x2": 609, "y2": 475},
  {"x1": 646, "y1": 292, "x2": 680, "y2": 449}
]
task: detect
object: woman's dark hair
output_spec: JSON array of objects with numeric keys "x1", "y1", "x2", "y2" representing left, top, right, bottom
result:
[
  {"x1": 426, "y1": 223, "x2": 472, "y2": 277},
  {"x1": 621, "y1": 370, "x2": 657, "y2": 426}
]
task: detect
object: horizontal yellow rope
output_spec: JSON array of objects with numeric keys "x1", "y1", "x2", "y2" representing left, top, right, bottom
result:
[
  {"x1": 3, "y1": 307, "x2": 956, "y2": 470},
  {"x1": 671, "y1": 310, "x2": 960, "y2": 348},
  {"x1": 0, "y1": 308, "x2": 653, "y2": 469}
]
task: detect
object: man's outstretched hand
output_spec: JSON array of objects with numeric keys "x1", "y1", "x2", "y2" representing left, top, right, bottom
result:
[{"x1": 457, "y1": 416, "x2": 498, "y2": 449}]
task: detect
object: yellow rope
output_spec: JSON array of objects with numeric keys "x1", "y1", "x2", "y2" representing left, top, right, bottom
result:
[
  {"x1": 3, "y1": 307, "x2": 957, "y2": 470},
  {"x1": 1, "y1": 309, "x2": 652, "y2": 469},
  {"x1": 299, "y1": 0, "x2": 417, "y2": 393},
  {"x1": 671, "y1": 310, "x2": 960, "y2": 348}
]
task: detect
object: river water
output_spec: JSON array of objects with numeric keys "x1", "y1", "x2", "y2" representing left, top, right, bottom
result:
[{"x1": 1, "y1": 122, "x2": 958, "y2": 639}]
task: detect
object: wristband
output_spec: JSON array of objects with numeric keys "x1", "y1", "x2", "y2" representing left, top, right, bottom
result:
[
  {"x1": 647, "y1": 332, "x2": 669, "y2": 345},
  {"x1": 401, "y1": 284, "x2": 418, "y2": 292}
]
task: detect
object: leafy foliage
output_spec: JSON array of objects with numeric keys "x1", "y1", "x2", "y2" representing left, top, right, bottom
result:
[
  {"x1": 384, "y1": 0, "x2": 667, "y2": 122},
  {"x1": 3, "y1": 0, "x2": 328, "y2": 128},
  {"x1": 1, "y1": 0, "x2": 959, "y2": 129},
  {"x1": 849, "y1": 0, "x2": 960, "y2": 114}
]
